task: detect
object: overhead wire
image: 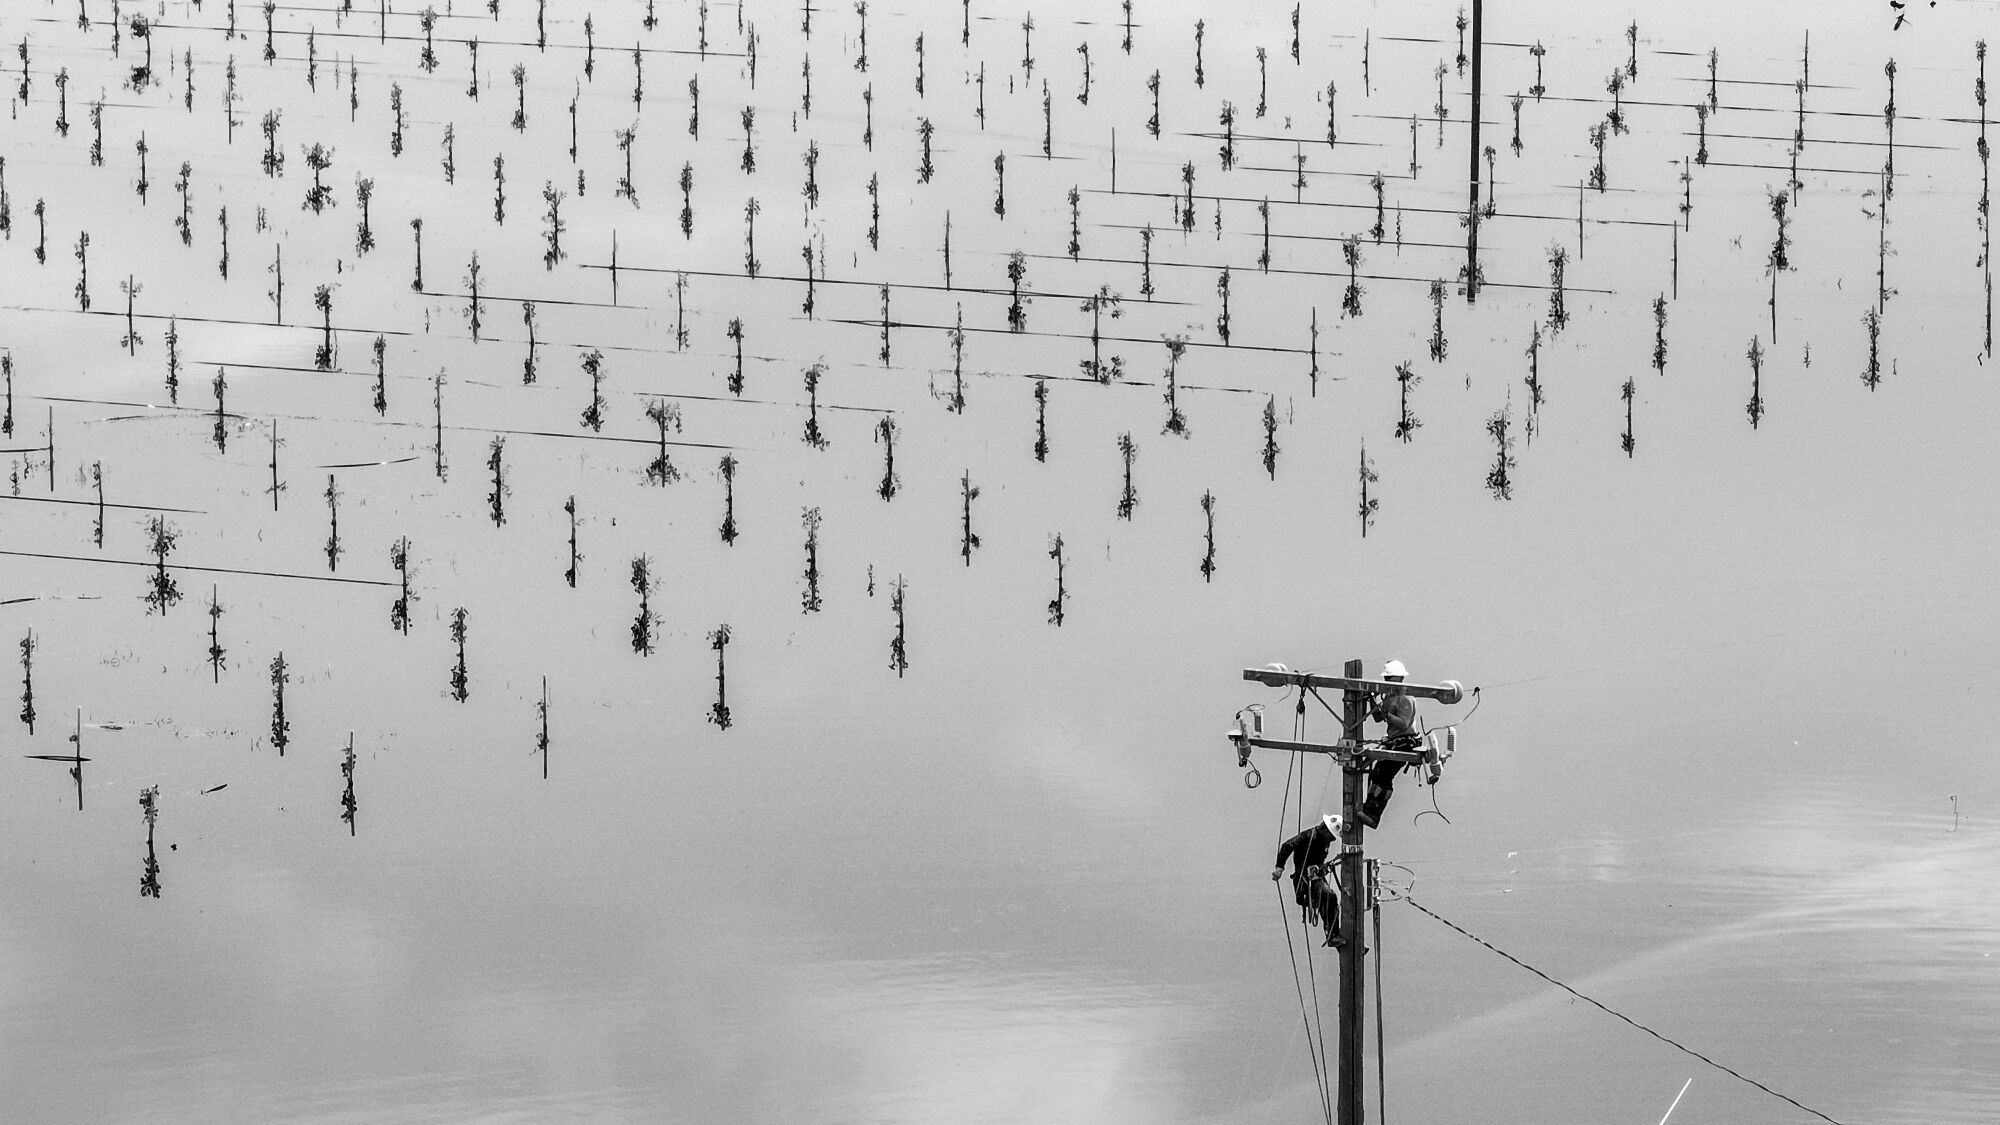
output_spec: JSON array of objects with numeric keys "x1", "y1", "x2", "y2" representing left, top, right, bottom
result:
[
  {"x1": 1374, "y1": 862, "x2": 1418, "y2": 901},
  {"x1": 1274, "y1": 715, "x2": 1333, "y2": 1125},
  {"x1": 1275, "y1": 880, "x2": 1329, "y2": 1122},
  {"x1": 1414, "y1": 780, "x2": 1452, "y2": 826},
  {"x1": 1402, "y1": 896, "x2": 1852, "y2": 1125},
  {"x1": 1244, "y1": 624, "x2": 1902, "y2": 1121},
  {"x1": 1295, "y1": 698, "x2": 1334, "y2": 1125},
  {"x1": 1245, "y1": 673, "x2": 1483, "y2": 1122}
]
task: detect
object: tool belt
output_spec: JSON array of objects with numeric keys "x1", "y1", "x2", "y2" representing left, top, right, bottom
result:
[{"x1": 1295, "y1": 864, "x2": 1339, "y2": 903}]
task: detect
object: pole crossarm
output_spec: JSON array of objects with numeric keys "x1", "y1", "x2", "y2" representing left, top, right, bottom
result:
[
  {"x1": 1238, "y1": 735, "x2": 1355, "y2": 760},
  {"x1": 1235, "y1": 735, "x2": 1424, "y2": 766},
  {"x1": 1243, "y1": 667, "x2": 1465, "y2": 704}
]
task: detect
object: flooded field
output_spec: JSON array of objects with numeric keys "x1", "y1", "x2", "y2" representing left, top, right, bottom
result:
[{"x1": 2, "y1": 1, "x2": 1998, "y2": 1122}]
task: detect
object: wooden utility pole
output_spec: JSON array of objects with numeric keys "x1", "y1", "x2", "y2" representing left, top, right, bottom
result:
[
  {"x1": 1234, "y1": 663, "x2": 1464, "y2": 1125},
  {"x1": 1337, "y1": 658, "x2": 1367, "y2": 1125}
]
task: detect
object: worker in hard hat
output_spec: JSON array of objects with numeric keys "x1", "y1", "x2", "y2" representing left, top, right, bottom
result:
[
  {"x1": 1357, "y1": 660, "x2": 1420, "y2": 829},
  {"x1": 1272, "y1": 813, "x2": 1346, "y2": 948}
]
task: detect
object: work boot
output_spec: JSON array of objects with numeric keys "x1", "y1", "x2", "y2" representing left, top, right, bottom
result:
[
  {"x1": 1356, "y1": 783, "x2": 1389, "y2": 828},
  {"x1": 1354, "y1": 795, "x2": 1380, "y2": 829},
  {"x1": 1324, "y1": 930, "x2": 1345, "y2": 949}
]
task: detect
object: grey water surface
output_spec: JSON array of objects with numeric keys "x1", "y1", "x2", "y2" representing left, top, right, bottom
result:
[{"x1": 1, "y1": 1, "x2": 1996, "y2": 1122}]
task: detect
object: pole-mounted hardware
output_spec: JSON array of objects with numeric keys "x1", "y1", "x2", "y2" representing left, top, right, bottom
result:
[
  {"x1": 1227, "y1": 659, "x2": 1469, "y2": 1125},
  {"x1": 1243, "y1": 664, "x2": 1464, "y2": 702},
  {"x1": 1227, "y1": 667, "x2": 1463, "y2": 785}
]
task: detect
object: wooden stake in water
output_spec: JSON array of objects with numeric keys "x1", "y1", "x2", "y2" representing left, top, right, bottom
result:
[
  {"x1": 72, "y1": 707, "x2": 84, "y2": 810},
  {"x1": 268, "y1": 418, "x2": 283, "y2": 511},
  {"x1": 208, "y1": 585, "x2": 224, "y2": 682},
  {"x1": 341, "y1": 732, "x2": 357, "y2": 836}
]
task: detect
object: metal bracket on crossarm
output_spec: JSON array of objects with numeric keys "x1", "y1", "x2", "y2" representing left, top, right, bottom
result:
[{"x1": 1229, "y1": 668, "x2": 1465, "y2": 787}]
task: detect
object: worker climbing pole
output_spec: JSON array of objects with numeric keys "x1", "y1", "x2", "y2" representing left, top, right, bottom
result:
[{"x1": 1230, "y1": 658, "x2": 1467, "y2": 1125}]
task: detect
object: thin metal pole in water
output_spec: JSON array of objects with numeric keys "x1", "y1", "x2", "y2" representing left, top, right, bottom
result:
[
  {"x1": 1465, "y1": 0, "x2": 1483, "y2": 301},
  {"x1": 1338, "y1": 658, "x2": 1365, "y2": 1125}
]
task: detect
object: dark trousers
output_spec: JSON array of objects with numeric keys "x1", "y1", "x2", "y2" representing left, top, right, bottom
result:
[
  {"x1": 1361, "y1": 755, "x2": 1407, "y2": 823},
  {"x1": 1368, "y1": 757, "x2": 1403, "y2": 793},
  {"x1": 1293, "y1": 874, "x2": 1340, "y2": 934}
]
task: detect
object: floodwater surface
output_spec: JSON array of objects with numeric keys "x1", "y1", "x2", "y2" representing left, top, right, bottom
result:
[{"x1": 1, "y1": 2, "x2": 1997, "y2": 1123}]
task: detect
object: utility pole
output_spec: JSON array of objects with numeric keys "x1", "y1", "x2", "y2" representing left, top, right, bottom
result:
[
  {"x1": 1233, "y1": 661, "x2": 1464, "y2": 1125},
  {"x1": 1337, "y1": 658, "x2": 1367, "y2": 1125}
]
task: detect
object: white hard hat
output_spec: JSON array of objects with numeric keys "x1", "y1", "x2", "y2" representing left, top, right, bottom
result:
[
  {"x1": 1382, "y1": 659, "x2": 1408, "y2": 680},
  {"x1": 1323, "y1": 813, "x2": 1343, "y2": 834}
]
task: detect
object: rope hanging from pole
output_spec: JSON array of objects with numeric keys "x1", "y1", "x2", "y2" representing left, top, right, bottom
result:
[
  {"x1": 1297, "y1": 697, "x2": 1334, "y2": 1124},
  {"x1": 1274, "y1": 718, "x2": 1334, "y2": 1125},
  {"x1": 1277, "y1": 881, "x2": 1334, "y2": 1125},
  {"x1": 1373, "y1": 875, "x2": 1388, "y2": 1125}
]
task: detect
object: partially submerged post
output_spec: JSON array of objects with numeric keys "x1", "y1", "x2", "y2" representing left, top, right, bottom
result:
[
  {"x1": 537, "y1": 677, "x2": 550, "y2": 779},
  {"x1": 340, "y1": 733, "x2": 357, "y2": 835},
  {"x1": 1465, "y1": 0, "x2": 1484, "y2": 301}
]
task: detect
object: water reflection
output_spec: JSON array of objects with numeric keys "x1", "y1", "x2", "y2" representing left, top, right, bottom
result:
[
  {"x1": 3, "y1": 1, "x2": 1999, "y2": 1122},
  {"x1": 23, "y1": 704, "x2": 89, "y2": 811},
  {"x1": 339, "y1": 734, "x2": 357, "y2": 837},
  {"x1": 794, "y1": 956, "x2": 1188, "y2": 1125},
  {"x1": 139, "y1": 785, "x2": 161, "y2": 898},
  {"x1": 1366, "y1": 795, "x2": 2000, "y2": 1124}
]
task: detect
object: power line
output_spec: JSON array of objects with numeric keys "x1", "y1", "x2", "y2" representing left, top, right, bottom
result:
[
  {"x1": 1291, "y1": 709, "x2": 1335, "y2": 1125},
  {"x1": 1275, "y1": 746, "x2": 1334, "y2": 1124},
  {"x1": 1401, "y1": 896, "x2": 1850, "y2": 1125},
  {"x1": 1277, "y1": 882, "x2": 1334, "y2": 1125}
]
